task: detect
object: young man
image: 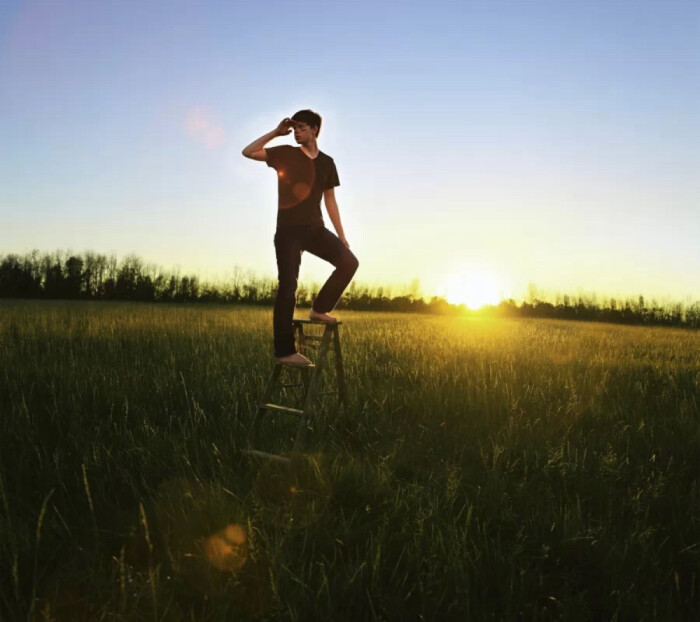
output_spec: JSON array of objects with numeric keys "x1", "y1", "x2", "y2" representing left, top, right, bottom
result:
[{"x1": 242, "y1": 110, "x2": 359, "y2": 367}]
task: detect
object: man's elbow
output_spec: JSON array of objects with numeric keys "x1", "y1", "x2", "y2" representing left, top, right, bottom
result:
[{"x1": 242, "y1": 148, "x2": 266, "y2": 162}]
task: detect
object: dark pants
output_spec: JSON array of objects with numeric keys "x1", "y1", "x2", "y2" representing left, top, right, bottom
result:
[{"x1": 273, "y1": 226, "x2": 359, "y2": 357}]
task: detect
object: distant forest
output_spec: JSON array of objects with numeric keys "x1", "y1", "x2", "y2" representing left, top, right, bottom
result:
[{"x1": 1, "y1": 251, "x2": 698, "y2": 328}]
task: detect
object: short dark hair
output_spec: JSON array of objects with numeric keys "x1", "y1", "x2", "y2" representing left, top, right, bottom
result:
[{"x1": 292, "y1": 109, "x2": 322, "y2": 137}]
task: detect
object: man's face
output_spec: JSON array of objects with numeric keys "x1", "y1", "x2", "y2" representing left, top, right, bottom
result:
[{"x1": 293, "y1": 121, "x2": 317, "y2": 143}]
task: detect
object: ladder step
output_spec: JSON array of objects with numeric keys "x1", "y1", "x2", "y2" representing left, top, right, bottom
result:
[
  {"x1": 300, "y1": 336, "x2": 324, "y2": 343},
  {"x1": 242, "y1": 449, "x2": 291, "y2": 464},
  {"x1": 261, "y1": 403, "x2": 304, "y2": 416}
]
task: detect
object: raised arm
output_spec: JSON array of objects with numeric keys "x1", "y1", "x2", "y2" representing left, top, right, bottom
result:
[
  {"x1": 241, "y1": 118, "x2": 294, "y2": 161},
  {"x1": 323, "y1": 188, "x2": 350, "y2": 248}
]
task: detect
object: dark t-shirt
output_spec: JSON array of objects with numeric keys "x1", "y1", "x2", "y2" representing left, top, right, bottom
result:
[{"x1": 266, "y1": 145, "x2": 340, "y2": 228}]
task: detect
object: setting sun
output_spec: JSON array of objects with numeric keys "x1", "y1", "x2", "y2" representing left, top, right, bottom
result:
[{"x1": 445, "y1": 270, "x2": 503, "y2": 309}]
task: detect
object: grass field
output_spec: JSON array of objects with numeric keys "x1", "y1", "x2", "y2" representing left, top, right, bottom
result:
[{"x1": 1, "y1": 300, "x2": 699, "y2": 620}]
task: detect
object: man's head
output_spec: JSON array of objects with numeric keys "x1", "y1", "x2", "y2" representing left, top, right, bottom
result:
[{"x1": 292, "y1": 109, "x2": 322, "y2": 142}]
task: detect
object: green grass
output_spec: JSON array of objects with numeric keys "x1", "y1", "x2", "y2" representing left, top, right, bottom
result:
[{"x1": 1, "y1": 300, "x2": 699, "y2": 620}]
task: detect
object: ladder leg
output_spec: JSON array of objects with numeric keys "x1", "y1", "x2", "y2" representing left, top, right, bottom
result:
[
  {"x1": 299, "y1": 366, "x2": 311, "y2": 408},
  {"x1": 295, "y1": 322, "x2": 306, "y2": 357},
  {"x1": 294, "y1": 326, "x2": 333, "y2": 450},
  {"x1": 332, "y1": 325, "x2": 348, "y2": 411},
  {"x1": 249, "y1": 363, "x2": 282, "y2": 443}
]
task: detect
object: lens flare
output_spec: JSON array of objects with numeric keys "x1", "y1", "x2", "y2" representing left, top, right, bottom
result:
[
  {"x1": 253, "y1": 453, "x2": 329, "y2": 529},
  {"x1": 185, "y1": 106, "x2": 225, "y2": 148},
  {"x1": 278, "y1": 158, "x2": 315, "y2": 210},
  {"x1": 292, "y1": 182, "x2": 311, "y2": 200},
  {"x1": 202, "y1": 524, "x2": 248, "y2": 572}
]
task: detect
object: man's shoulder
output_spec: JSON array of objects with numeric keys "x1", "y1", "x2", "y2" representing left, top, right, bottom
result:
[
  {"x1": 266, "y1": 144, "x2": 296, "y2": 167},
  {"x1": 267, "y1": 144, "x2": 296, "y2": 155},
  {"x1": 317, "y1": 150, "x2": 335, "y2": 164}
]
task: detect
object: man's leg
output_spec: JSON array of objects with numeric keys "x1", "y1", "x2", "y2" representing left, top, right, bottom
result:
[
  {"x1": 303, "y1": 227, "x2": 359, "y2": 316},
  {"x1": 273, "y1": 229, "x2": 303, "y2": 357}
]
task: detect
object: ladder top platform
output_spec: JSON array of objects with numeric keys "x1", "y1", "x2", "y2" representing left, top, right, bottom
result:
[{"x1": 292, "y1": 319, "x2": 343, "y2": 326}]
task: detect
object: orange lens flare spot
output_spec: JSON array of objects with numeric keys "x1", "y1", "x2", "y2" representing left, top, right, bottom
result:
[
  {"x1": 292, "y1": 182, "x2": 310, "y2": 200},
  {"x1": 224, "y1": 524, "x2": 246, "y2": 545},
  {"x1": 202, "y1": 523, "x2": 248, "y2": 572}
]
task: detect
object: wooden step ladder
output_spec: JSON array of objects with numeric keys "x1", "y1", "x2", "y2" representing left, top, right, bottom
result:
[{"x1": 245, "y1": 319, "x2": 347, "y2": 460}]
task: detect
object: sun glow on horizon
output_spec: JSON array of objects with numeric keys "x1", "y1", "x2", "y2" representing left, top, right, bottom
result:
[{"x1": 445, "y1": 269, "x2": 505, "y2": 310}]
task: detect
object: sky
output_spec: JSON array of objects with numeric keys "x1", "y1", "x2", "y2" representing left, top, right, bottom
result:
[{"x1": 2, "y1": 0, "x2": 699, "y2": 304}]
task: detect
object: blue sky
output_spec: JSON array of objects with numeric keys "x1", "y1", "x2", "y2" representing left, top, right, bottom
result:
[{"x1": 2, "y1": 0, "x2": 698, "y2": 302}]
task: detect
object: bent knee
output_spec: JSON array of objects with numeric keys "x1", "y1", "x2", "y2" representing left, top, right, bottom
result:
[{"x1": 343, "y1": 253, "x2": 359, "y2": 275}]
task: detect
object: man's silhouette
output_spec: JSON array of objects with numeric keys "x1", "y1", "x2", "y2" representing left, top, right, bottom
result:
[{"x1": 242, "y1": 110, "x2": 359, "y2": 366}]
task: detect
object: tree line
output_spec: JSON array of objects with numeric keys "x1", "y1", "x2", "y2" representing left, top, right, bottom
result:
[{"x1": 1, "y1": 250, "x2": 698, "y2": 328}]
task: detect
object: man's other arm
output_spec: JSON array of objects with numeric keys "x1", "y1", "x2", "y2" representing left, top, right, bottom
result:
[
  {"x1": 323, "y1": 188, "x2": 349, "y2": 248},
  {"x1": 241, "y1": 118, "x2": 294, "y2": 161}
]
